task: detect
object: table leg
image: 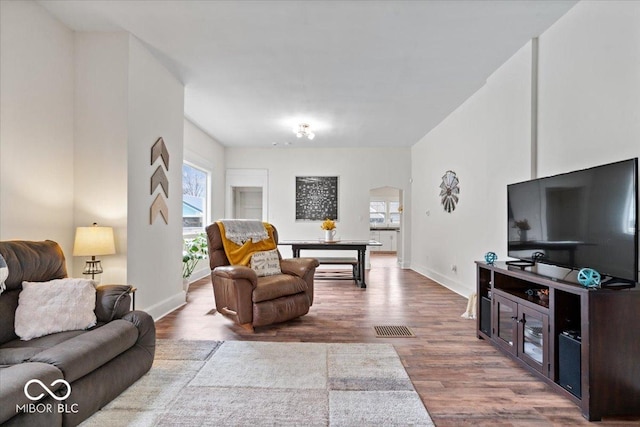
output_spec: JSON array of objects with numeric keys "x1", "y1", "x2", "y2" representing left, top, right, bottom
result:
[{"x1": 357, "y1": 249, "x2": 367, "y2": 288}]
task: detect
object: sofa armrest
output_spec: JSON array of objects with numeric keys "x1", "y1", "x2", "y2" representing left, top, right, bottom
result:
[
  {"x1": 95, "y1": 284, "x2": 133, "y2": 322},
  {"x1": 122, "y1": 310, "x2": 156, "y2": 361},
  {"x1": 280, "y1": 258, "x2": 320, "y2": 279}
]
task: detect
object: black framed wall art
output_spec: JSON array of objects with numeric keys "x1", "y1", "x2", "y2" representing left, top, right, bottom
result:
[{"x1": 295, "y1": 176, "x2": 338, "y2": 221}]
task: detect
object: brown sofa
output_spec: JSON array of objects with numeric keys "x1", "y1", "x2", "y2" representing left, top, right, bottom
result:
[
  {"x1": 0, "y1": 240, "x2": 155, "y2": 426},
  {"x1": 206, "y1": 223, "x2": 319, "y2": 331}
]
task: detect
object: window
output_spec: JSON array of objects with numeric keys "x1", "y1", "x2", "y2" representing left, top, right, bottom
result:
[
  {"x1": 370, "y1": 200, "x2": 402, "y2": 227},
  {"x1": 182, "y1": 163, "x2": 209, "y2": 234},
  {"x1": 369, "y1": 201, "x2": 386, "y2": 225},
  {"x1": 389, "y1": 201, "x2": 401, "y2": 225}
]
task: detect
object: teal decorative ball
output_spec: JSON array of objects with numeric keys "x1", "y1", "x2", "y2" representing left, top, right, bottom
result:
[
  {"x1": 484, "y1": 252, "x2": 498, "y2": 265},
  {"x1": 577, "y1": 268, "x2": 601, "y2": 288}
]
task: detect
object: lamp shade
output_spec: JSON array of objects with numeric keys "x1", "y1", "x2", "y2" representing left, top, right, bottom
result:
[{"x1": 73, "y1": 225, "x2": 116, "y2": 256}]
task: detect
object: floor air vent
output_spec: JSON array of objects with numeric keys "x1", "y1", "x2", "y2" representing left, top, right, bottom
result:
[{"x1": 374, "y1": 325, "x2": 415, "y2": 338}]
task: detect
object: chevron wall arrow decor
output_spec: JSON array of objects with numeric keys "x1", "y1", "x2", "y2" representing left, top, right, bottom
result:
[
  {"x1": 150, "y1": 193, "x2": 169, "y2": 225},
  {"x1": 150, "y1": 137, "x2": 170, "y2": 225},
  {"x1": 151, "y1": 165, "x2": 169, "y2": 198},
  {"x1": 151, "y1": 137, "x2": 170, "y2": 169}
]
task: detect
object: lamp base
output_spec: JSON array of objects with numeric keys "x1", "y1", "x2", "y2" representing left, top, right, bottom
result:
[{"x1": 83, "y1": 258, "x2": 103, "y2": 280}]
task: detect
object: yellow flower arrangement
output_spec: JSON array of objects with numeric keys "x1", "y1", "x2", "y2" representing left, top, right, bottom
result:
[{"x1": 320, "y1": 218, "x2": 336, "y2": 230}]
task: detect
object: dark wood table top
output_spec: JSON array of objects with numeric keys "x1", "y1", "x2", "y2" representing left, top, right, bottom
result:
[{"x1": 279, "y1": 240, "x2": 381, "y2": 247}]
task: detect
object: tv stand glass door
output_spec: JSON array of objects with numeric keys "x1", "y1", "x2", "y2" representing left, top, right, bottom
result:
[
  {"x1": 493, "y1": 292, "x2": 549, "y2": 376},
  {"x1": 494, "y1": 294, "x2": 517, "y2": 357},
  {"x1": 518, "y1": 305, "x2": 549, "y2": 375}
]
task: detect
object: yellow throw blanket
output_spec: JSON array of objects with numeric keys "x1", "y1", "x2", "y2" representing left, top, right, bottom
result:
[{"x1": 217, "y1": 222, "x2": 277, "y2": 266}]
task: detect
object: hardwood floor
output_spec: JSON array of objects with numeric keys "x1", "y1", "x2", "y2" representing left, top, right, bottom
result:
[{"x1": 155, "y1": 254, "x2": 639, "y2": 426}]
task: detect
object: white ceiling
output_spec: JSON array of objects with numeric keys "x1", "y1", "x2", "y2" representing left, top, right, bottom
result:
[{"x1": 39, "y1": 0, "x2": 577, "y2": 148}]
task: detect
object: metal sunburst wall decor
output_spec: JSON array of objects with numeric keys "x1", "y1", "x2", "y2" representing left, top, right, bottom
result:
[{"x1": 439, "y1": 170, "x2": 460, "y2": 213}]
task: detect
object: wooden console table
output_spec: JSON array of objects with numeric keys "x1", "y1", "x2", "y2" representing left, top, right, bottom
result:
[{"x1": 279, "y1": 240, "x2": 381, "y2": 288}]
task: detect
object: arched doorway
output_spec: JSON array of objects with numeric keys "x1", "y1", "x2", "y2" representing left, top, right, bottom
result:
[{"x1": 369, "y1": 186, "x2": 403, "y2": 265}]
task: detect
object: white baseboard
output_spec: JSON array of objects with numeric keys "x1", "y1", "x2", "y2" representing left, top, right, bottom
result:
[
  {"x1": 411, "y1": 263, "x2": 474, "y2": 298},
  {"x1": 147, "y1": 267, "x2": 210, "y2": 321},
  {"x1": 145, "y1": 292, "x2": 187, "y2": 321}
]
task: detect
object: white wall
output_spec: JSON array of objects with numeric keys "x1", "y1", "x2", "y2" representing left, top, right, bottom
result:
[
  {"x1": 74, "y1": 33, "x2": 185, "y2": 316},
  {"x1": 2, "y1": 3, "x2": 187, "y2": 319},
  {"x1": 411, "y1": 42, "x2": 533, "y2": 297},
  {"x1": 225, "y1": 147, "x2": 412, "y2": 262},
  {"x1": 74, "y1": 32, "x2": 129, "y2": 282},
  {"x1": 183, "y1": 119, "x2": 226, "y2": 281},
  {"x1": 127, "y1": 37, "x2": 185, "y2": 317},
  {"x1": 538, "y1": 0, "x2": 640, "y2": 281},
  {"x1": 370, "y1": 187, "x2": 401, "y2": 199},
  {"x1": 0, "y1": 1, "x2": 75, "y2": 255},
  {"x1": 410, "y1": 0, "x2": 640, "y2": 297},
  {"x1": 184, "y1": 119, "x2": 226, "y2": 223},
  {"x1": 537, "y1": 0, "x2": 640, "y2": 176}
]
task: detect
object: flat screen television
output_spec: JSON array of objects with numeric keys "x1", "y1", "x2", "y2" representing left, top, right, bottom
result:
[{"x1": 507, "y1": 158, "x2": 638, "y2": 285}]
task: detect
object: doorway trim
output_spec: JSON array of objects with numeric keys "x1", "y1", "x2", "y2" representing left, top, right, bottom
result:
[{"x1": 225, "y1": 169, "x2": 268, "y2": 221}]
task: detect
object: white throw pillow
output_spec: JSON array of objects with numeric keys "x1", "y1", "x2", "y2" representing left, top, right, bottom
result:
[
  {"x1": 15, "y1": 278, "x2": 97, "y2": 341},
  {"x1": 250, "y1": 249, "x2": 282, "y2": 277}
]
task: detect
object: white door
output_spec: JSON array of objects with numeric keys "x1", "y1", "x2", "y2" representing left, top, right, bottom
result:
[{"x1": 232, "y1": 187, "x2": 263, "y2": 220}]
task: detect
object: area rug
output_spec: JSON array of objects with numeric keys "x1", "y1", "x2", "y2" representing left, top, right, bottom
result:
[{"x1": 81, "y1": 340, "x2": 434, "y2": 426}]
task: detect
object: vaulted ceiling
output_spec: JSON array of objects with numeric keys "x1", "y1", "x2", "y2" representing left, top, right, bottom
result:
[{"x1": 39, "y1": 0, "x2": 577, "y2": 148}]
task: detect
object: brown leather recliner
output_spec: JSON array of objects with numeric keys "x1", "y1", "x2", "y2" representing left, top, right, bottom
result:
[{"x1": 205, "y1": 223, "x2": 319, "y2": 331}]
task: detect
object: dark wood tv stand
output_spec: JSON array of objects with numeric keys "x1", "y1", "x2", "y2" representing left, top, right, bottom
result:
[{"x1": 476, "y1": 261, "x2": 640, "y2": 421}]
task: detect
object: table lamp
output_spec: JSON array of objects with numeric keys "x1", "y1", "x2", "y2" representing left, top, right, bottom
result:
[{"x1": 73, "y1": 223, "x2": 116, "y2": 279}]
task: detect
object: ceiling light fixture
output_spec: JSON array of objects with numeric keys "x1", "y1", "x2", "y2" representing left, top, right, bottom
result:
[{"x1": 294, "y1": 123, "x2": 315, "y2": 140}]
